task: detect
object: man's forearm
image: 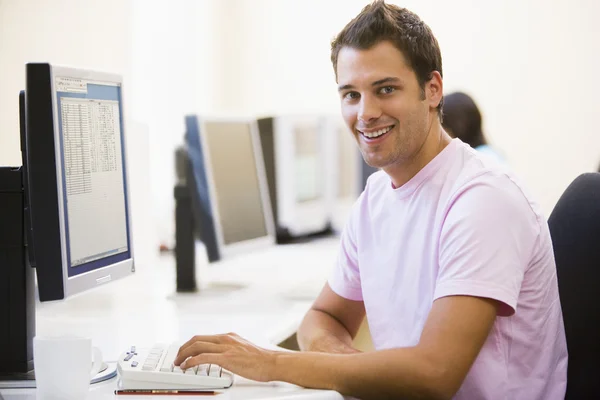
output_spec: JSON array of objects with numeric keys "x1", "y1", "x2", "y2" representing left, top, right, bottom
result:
[
  {"x1": 272, "y1": 347, "x2": 448, "y2": 400},
  {"x1": 297, "y1": 309, "x2": 361, "y2": 354}
]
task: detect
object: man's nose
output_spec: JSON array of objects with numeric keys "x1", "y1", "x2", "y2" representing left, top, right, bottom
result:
[{"x1": 358, "y1": 97, "x2": 382, "y2": 123}]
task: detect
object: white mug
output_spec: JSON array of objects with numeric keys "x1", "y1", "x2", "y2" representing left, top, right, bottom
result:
[{"x1": 33, "y1": 335, "x2": 103, "y2": 400}]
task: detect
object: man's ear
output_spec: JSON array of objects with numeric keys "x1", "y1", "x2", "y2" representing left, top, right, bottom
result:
[{"x1": 426, "y1": 71, "x2": 443, "y2": 109}]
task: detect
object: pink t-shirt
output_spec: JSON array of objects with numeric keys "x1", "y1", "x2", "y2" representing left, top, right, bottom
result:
[{"x1": 329, "y1": 139, "x2": 567, "y2": 399}]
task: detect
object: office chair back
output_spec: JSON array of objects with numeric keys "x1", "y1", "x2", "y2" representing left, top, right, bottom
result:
[{"x1": 548, "y1": 172, "x2": 600, "y2": 399}]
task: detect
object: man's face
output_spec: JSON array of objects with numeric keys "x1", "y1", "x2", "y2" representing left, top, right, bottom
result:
[{"x1": 336, "y1": 41, "x2": 435, "y2": 170}]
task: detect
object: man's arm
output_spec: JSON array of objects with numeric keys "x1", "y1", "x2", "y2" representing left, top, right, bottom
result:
[
  {"x1": 296, "y1": 283, "x2": 366, "y2": 354},
  {"x1": 175, "y1": 294, "x2": 497, "y2": 399},
  {"x1": 276, "y1": 295, "x2": 497, "y2": 400}
]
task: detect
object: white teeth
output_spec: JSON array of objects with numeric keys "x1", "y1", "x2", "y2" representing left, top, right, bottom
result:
[{"x1": 361, "y1": 125, "x2": 393, "y2": 138}]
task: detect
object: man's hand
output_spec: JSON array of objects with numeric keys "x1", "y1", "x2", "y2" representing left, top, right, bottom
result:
[{"x1": 173, "y1": 333, "x2": 278, "y2": 382}]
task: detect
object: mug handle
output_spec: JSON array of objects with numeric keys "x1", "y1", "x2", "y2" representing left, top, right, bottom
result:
[{"x1": 90, "y1": 346, "x2": 103, "y2": 379}]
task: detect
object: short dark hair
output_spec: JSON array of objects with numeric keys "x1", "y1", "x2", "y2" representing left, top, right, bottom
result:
[
  {"x1": 330, "y1": 0, "x2": 444, "y2": 116},
  {"x1": 442, "y1": 92, "x2": 487, "y2": 148}
]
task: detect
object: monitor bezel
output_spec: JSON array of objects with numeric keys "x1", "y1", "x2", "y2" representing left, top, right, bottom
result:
[
  {"x1": 198, "y1": 116, "x2": 276, "y2": 258},
  {"x1": 48, "y1": 64, "x2": 135, "y2": 298}
]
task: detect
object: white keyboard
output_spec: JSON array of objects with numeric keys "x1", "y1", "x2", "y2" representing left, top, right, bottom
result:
[{"x1": 117, "y1": 344, "x2": 234, "y2": 390}]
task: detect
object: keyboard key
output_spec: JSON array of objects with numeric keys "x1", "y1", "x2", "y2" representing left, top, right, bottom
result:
[
  {"x1": 184, "y1": 366, "x2": 197, "y2": 374},
  {"x1": 142, "y1": 363, "x2": 155, "y2": 371},
  {"x1": 208, "y1": 365, "x2": 221, "y2": 378},
  {"x1": 131, "y1": 361, "x2": 138, "y2": 367},
  {"x1": 124, "y1": 353, "x2": 134, "y2": 361},
  {"x1": 196, "y1": 364, "x2": 209, "y2": 376},
  {"x1": 160, "y1": 344, "x2": 179, "y2": 372},
  {"x1": 173, "y1": 365, "x2": 184, "y2": 374},
  {"x1": 159, "y1": 363, "x2": 173, "y2": 372}
]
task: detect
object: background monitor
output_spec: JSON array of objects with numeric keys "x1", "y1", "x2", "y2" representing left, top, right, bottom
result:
[
  {"x1": 256, "y1": 115, "x2": 332, "y2": 241},
  {"x1": 182, "y1": 115, "x2": 220, "y2": 262},
  {"x1": 25, "y1": 63, "x2": 134, "y2": 301},
  {"x1": 185, "y1": 116, "x2": 275, "y2": 261},
  {"x1": 324, "y1": 114, "x2": 378, "y2": 233}
]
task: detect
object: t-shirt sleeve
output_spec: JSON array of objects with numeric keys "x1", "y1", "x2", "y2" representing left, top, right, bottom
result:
[
  {"x1": 435, "y1": 174, "x2": 540, "y2": 316},
  {"x1": 328, "y1": 201, "x2": 363, "y2": 301}
]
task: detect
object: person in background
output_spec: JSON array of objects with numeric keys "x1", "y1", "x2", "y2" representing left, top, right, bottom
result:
[{"x1": 442, "y1": 91, "x2": 505, "y2": 164}]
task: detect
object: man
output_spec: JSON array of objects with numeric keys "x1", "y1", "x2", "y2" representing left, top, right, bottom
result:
[{"x1": 175, "y1": 2, "x2": 568, "y2": 398}]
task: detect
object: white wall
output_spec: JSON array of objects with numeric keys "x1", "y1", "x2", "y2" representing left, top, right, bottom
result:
[
  {"x1": 0, "y1": 0, "x2": 132, "y2": 164},
  {"x1": 129, "y1": 0, "x2": 241, "y2": 248},
  {"x1": 225, "y1": 0, "x2": 600, "y2": 215},
  {"x1": 2, "y1": 0, "x2": 599, "y2": 250},
  {"x1": 431, "y1": 0, "x2": 600, "y2": 214},
  {"x1": 0, "y1": 0, "x2": 225, "y2": 253},
  {"x1": 0, "y1": 0, "x2": 158, "y2": 266}
]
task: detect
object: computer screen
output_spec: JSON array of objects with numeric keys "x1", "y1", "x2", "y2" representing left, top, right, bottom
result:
[
  {"x1": 337, "y1": 123, "x2": 379, "y2": 195},
  {"x1": 337, "y1": 118, "x2": 359, "y2": 199},
  {"x1": 25, "y1": 63, "x2": 134, "y2": 301},
  {"x1": 293, "y1": 120, "x2": 322, "y2": 203},
  {"x1": 203, "y1": 120, "x2": 271, "y2": 245},
  {"x1": 325, "y1": 114, "x2": 378, "y2": 232},
  {"x1": 185, "y1": 116, "x2": 275, "y2": 259},
  {"x1": 256, "y1": 115, "x2": 331, "y2": 240}
]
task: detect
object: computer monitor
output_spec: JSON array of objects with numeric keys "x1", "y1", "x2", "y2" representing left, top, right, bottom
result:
[
  {"x1": 25, "y1": 63, "x2": 134, "y2": 301},
  {"x1": 324, "y1": 115, "x2": 378, "y2": 232},
  {"x1": 256, "y1": 115, "x2": 332, "y2": 241},
  {"x1": 184, "y1": 116, "x2": 275, "y2": 262},
  {"x1": 0, "y1": 63, "x2": 134, "y2": 386}
]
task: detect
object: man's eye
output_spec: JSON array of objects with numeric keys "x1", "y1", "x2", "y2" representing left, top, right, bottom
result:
[
  {"x1": 379, "y1": 86, "x2": 395, "y2": 95},
  {"x1": 344, "y1": 92, "x2": 360, "y2": 100}
]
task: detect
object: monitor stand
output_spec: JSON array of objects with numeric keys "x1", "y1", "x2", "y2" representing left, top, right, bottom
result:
[{"x1": 0, "y1": 362, "x2": 117, "y2": 389}]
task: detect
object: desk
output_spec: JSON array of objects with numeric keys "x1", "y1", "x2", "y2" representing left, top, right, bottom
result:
[{"x1": 0, "y1": 238, "x2": 347, "y2": 400}]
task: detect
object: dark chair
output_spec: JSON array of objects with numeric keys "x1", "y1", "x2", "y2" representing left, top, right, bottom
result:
[{"x1": 548, "y1": 172, "x2": 600, "y2": 399}]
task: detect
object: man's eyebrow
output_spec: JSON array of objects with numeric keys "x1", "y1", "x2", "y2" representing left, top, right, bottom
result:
[
  {"x1": 372, "y1": 77, "x2": 400, "y2": 86},
  {"x1": 338, "y1": 83, "x2": 354, "y2": 92},
  {"x1": 337, "y1": 77, "x2": 401, "y2": 92}
]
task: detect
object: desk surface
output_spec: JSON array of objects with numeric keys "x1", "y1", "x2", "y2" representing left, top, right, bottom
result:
[{"x1": 1, "y1": 238, "x2": 347, "y2": 400}]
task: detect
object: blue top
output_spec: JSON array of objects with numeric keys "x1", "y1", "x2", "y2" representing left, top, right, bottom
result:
[{"x1": 475, "y1": 144, "x2": 505, "y2": 165}]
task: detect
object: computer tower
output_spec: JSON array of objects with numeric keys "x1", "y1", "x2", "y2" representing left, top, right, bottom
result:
[{"x1": 0, "y1": 167, "x2": 35, "y2": 375}]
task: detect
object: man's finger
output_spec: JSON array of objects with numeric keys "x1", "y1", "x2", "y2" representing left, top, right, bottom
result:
[
  {"x1": 180, "y1": 353, "x2": 222, "y2": 370},
  {"x1": 174, "y1": 341, "x2": 226, "y2": 366},
  {"x1": 177, "y1": 335, "x2": 222, "y2": 357}
]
